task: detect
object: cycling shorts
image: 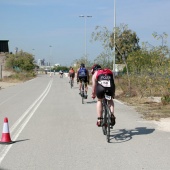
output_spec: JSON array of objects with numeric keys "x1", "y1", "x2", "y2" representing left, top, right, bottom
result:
[
  {"x1": 96, "y1": 84, "x2": 115, "y2": 99},
  {"x1": 78, "y1": 76, "x2": 88, "y2": 83},
  {"x1": 69, "y1": 73, "x2": 75, "y2": 78}
]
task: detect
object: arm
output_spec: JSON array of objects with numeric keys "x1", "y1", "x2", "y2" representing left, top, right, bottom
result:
[
  {"x1": 91, "y1": 72, "x2": 97, "y2": 98},
  {"x1": 87, "y1": 70, "x2": 90, "y2": 80},
  {"x1": 112, "y1": 74, "x2": 116, "y2": 98}
]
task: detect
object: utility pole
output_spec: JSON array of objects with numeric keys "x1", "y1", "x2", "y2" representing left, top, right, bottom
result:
[{"x1": 113, "y1": 0, "x2": 116, "y2": 77}]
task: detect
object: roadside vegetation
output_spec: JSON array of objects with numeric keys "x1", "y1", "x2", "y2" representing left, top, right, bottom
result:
[
  {"x1": 73, "y1": 24, "x2": 170, "y2": 120},
  {"x1": 3, "y1": 50, "x2": 37, "y2": 82}
]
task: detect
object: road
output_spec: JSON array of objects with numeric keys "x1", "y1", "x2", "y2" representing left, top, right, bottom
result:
[{"x1": 0, "y1": 74, "x2": 170, "y2": 170}]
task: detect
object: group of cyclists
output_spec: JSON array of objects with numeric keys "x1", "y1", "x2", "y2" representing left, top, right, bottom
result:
[{"x1": 66, "y1": 63, "x2": 116, "y2": 127}]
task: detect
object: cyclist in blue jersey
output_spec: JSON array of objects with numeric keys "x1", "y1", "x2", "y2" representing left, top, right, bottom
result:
[{"x1": 77, "y1": 63, "x2": 89, "y2": 98}]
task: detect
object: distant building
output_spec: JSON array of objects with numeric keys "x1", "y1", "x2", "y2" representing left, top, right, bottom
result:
[
  {"x1": 0, "y1": 40, "x2": 9, "y2": 53},
  {"x1": 114, "y1": 64, "x2": 125, "y2": 76},
  {"x1": 55, "y1": 63, "x2": 60, "y2": 67}
]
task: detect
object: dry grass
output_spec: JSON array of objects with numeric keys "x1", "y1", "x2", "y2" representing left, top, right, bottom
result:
[{"x1": 115, "y1": 92, "x2": 170, "y2": 121}]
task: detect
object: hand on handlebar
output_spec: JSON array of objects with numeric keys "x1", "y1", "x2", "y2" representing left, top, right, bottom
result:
[
  {"x1": 91, "y1": 94, "x2": 96, "y2": 99},
  {"x1": 77, "y1": 78, "x2": 79, "y2": 83}
]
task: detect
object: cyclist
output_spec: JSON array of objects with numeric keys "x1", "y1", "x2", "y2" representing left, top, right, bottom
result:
[
  {"x1": 91, "y1": 64, "x2": 116, "y2": 127},
  {"x1": 77, "y1": 63, "x2": 89, "y2": 98},
  {"x1": 69, "y1": 67, "x2": 75, "y2": 83},
  {"x1": 59, "y1": 70, "x2": 64, "y2": 78}
]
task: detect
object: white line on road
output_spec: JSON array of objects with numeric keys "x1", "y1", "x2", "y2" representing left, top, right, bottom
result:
[{"x1": 0, "y1": 79, "x2": 53, "y2": 165}]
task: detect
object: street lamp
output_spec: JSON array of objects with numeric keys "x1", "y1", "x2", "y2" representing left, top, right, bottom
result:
[
  {"x1": 32, "y1": 49, "x2": 35, "y2": 58},
  {"x1": 113, "y1": 0, "x2": 116, "y2": 77},
  {"x1": 79, "y1": 15, "x2": 92, "y2": 64},
  {"x1": 49, "y1": 45, "x2": 52, "y2": 72}
]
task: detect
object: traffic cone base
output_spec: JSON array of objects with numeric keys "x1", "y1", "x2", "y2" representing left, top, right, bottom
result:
[{"x1": 0, "y1": 117, "x2": 13, "y2": 144}]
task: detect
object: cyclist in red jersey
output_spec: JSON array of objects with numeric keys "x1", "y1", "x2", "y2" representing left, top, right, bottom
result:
[
  {"x1": 68, "y1": 67, "x2": 75, "y2": 83},
  {"x1": 91, "y1": 64, "x2": 116, "y2": 127}
]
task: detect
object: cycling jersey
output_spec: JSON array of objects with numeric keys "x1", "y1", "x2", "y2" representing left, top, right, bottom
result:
[
  {"x1": 69, "y1": 69, "x2": 75, "y2": 78},
  {"x1": 96, "y1": 69, "x2": 114, "y2": 87},
  {"x1": 78, "y1": 67, "x2": 88, "y2": 77},
  {"x1": 69, "y1": 69, "x2": 75, "y2": 74},
  {"x1": 95, "y1": 69, "x2": 115, "y2": 99}
]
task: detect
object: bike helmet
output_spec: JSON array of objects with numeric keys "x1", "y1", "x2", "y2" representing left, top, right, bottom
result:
[
  {"x1": 80, "y1": 63, "x2": 85, "y2": 68},
  {"x1": 91, "y1": 64, "x2": 101, "y2": 75}
]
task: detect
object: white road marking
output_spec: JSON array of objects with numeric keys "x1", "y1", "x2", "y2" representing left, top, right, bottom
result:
[{"x1": 0, "y1": 79, "x2": 53, "y2": 164}]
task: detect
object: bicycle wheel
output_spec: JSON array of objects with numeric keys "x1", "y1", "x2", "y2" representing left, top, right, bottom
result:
[
  {"x1": 102, "y1": 101, "x2": 107, "y2": 135},
  {"x1": 105, "y1": 105, "x2": 111, "y2": 143},
  {"x1": 81, "y1": 82, "x2": 84, "y2": 104},
  {"x1": 70, "y1": 79, "x2": 73, "y2": 88}
]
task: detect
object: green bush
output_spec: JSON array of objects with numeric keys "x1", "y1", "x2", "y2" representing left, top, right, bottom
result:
[{"x1": 161, "y1": 93, "x2": 170, "y2": 105}]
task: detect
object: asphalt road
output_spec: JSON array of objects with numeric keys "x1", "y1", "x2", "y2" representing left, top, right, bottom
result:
[{"x1": 0, "y1": 74, "x2": 170, "y2": 170}]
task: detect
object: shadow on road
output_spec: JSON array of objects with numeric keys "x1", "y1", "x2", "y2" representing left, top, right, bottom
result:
[
  {"x1": 0, "y1": 139, "x2": 29, "y2": 145},
  {"x1": 110, "y1": 127, "x2": 155, "y2": 143},
  {"x1": 12, "y1": 139, "x2": 30, "y2": 144},
  {"x1": 86, "y1": 100, "x2": 97, "y2": 104}
]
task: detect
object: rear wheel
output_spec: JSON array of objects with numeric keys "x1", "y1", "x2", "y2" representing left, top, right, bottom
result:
[
  {"x1": 70, "y1": 79, "x2": 73, "y2": 88},
  {"x1": 102, "y1": 104, "x2": 107, "y2": 135},
  {"x1": 106, "y1": 105, "x2": 111, "y2": 143},
  {"x1": 81, "y1": 82, "x2": 84, "y2": 104}
]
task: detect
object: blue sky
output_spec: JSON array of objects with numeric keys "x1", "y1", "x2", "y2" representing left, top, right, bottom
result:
[{"x1": 1, "y1": 0, "x2": 170, "y2": 66}]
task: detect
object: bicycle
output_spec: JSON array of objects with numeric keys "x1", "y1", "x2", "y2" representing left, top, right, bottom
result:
[
  {"x1": 60, "y1": 73, "x2": 63, "y2": 78},
  {"x1": 70, "y1": 77, "x2": 73, "y2": 88},
  {"x1": 79, "y1": 78, "x2": 87, "y2": 104},
  {"x1": 101, "y1": 93, "x2": 113, "y2": 143}
]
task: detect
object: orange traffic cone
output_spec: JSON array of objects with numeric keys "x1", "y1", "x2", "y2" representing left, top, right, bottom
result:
[{"x1": 0, "y1": 117, "x2": 13, "y2": 144}]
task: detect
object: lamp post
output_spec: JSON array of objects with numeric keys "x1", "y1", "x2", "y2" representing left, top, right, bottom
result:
[
  {"x1": 32, "y1": 49, "x2": 35, "y2": 61},
  {"x1": 79, "y1": 15, "x2": 92, "y2": 64},
  {"x1": 113, "y1": 0, "x2": 116, "y2": 77},
  {"x1": 32, "y1": 48, "x2": 37, "y2": 66},
  {"x1": 49, "y1": 45, "x2": 52, "y2": 72}
]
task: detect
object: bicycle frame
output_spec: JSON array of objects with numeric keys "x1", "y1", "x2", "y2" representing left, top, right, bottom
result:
[
  {"x1": 81, "y1": 80, "x2": 85, "y2": 104},
  {"x1": 70, "y1": 77, "x2": 73, "y2": 88}
]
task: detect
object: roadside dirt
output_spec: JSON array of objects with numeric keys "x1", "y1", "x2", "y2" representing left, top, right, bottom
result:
[
  {"x1": 0, "y1": 81, "x2": 21, "y2": 89},
  {"x1": 115, "y1": 88, "x2": 170, "y2": 132},
  {"x1": 0, "y1": 70, "x2": 23, "y2": 89}
]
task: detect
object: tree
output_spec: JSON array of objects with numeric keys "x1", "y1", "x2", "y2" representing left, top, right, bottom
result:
[
  {"x1": 110, "y1": 24, "x2": 140, "y2": 63},
  {"x1": 91, "y1": 24, "x2": 140, "y2": 65},
  {"x1": 93, "y1": 52, "x2": 112, "y2": 69},
  {"x1": 5, "y1": 50, "x2": 35, "y2": 72},
  {"x1": 91, "y1": 26, "x2": 113, "y2": 66}
]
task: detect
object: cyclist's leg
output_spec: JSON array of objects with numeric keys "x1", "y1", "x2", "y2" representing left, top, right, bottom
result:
[
  {"x1": 96, "y1": 85, "x2": 105, "y2": 126},
  {"x1": 79, "y1": 78, "x2": 82, "y2": 94},
  {"x1": 84, "y1": 77, "x2": 88, "y2": 97},
  {"x1": 96, "y1": 99, "x2": 103, "y2": 118},
  {"x1": 73, "y1": 73, "x2": 75, "y2": 83},
  {"x1": 108, "y1": 99, "x2": 115, "y2": 126},
  {"x1": 69, "y1": 75, "x2": 71, "y2": 82},
  {"x1": 106, "y1": 87, "x2": 115, "y2": 113},
  {"x1": 106, "y1": 87, "x2": 116, "y2": 126},
  {"x1": 108, "y1": 99, "x2": 114, "y2": 113}
]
